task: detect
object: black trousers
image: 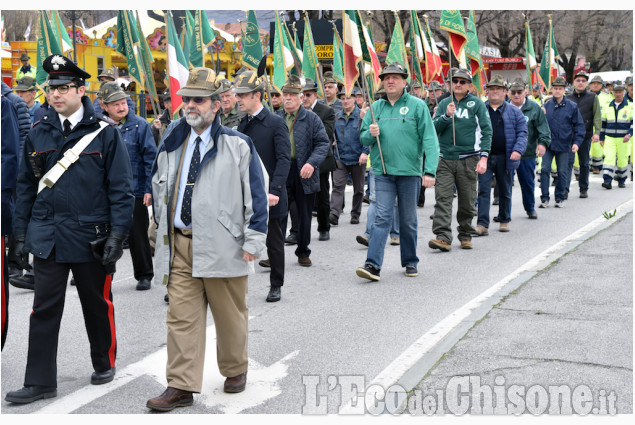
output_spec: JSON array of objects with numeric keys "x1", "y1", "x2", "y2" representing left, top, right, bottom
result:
[
  {"x1": 316, "y1": 172, "x2": 331, "y2": 232},
  {"x1": 25, "y1": 251, "x2": 116, "y2": 387},
  {"x1": 288, "y1": 199, "x2": 298, "y2": 237},
  {"x1": 267, "y1": 217, "x2": 285, "y2": 287},
  {"x1": 128, "y1": 197, "x2": 153, "y2": 281},
  {"x1": 2, "y1": 237, "x2": 8, "y2": 350},
  {"x1": 283, "y1": 161, "x2": 315, "y2": 258}
]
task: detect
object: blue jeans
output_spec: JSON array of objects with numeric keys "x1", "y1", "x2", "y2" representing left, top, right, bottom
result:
[
  {"x1": 540, "y1": 148, "x2": 570, "y2": 202},
  {"x1": 477, "y1": 155, "x2": 512, "y2": 226},
  {"x1": 364, "y1": 168, "x2": 399, "y2": 239},
  {"x1": 513, "y1": 158, "x2": 537, "y2": 213},
  {"x1": 366, "y1": 175, "x2": 420, "y2": 270}
]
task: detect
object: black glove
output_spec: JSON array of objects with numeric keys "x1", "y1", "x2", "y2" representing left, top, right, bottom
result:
[
  {"x1": 101, "y1": 232, "x2": 127, "y2": 266},
  {"x1": 14, "y1": 235, "x2": 31, "y2": 271}
]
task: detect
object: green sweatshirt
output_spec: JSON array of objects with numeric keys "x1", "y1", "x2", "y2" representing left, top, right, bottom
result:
[
  {"x1": 432, "y1": 93, "x2": 493, "y2": 160},
  {"x1": 360, "y1": 90, "x2": 440, "y2": 177},
  {"x1": 516, "y1": 97, "x2": 552, "y2": 159}
]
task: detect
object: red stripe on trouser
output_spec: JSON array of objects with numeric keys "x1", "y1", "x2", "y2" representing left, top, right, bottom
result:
[
  {"x1": 1, "y1": 238, "x2": 6, "y2": 340},
  {"x1": 102, "y1": 274, "x2": 116, "y2": 367}
]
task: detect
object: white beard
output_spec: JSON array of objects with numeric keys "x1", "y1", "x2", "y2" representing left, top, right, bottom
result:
[{"x1": 185, "y1": 107, "x2": 214, "y2": 131}]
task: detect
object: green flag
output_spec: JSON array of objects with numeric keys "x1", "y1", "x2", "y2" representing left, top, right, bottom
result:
[
  {"x1": 385, "y1": 14, "x2": 408, "y2": 70},
  {"x1": 182, "y1": 11, "x2": 195, "y2": 68},
  {"x1": 134, "y1": 10, "x2": 158, "y2": 102},
  {"x1": 538, "y1": 17, "x2": 559, "y2": 90},
  {"x1": 49, "y1": 10, "x2": 73, "y2": 52},
  {"x1": 332, "y1": 26, "x2": 345, "y2": 85},
  {"x1": 116, "y1": 10, "x2": 145, "y2": 89},
  {"x1": 409, "y1": 11, "x2": 425, "y2": 88},
  {"x1": 301, "y1": 17, "x2": 323, "y2": 98},
  {"x1": 189, "y1": 10, "x2": 215, "y2": 68},
  {"x1": 439, "y1": 10, "x2": 467, "y2": 62},
  {"x1": 465, "y1": 11, "x2": 484, "y2": 95},
  {"x1": 272, "y1": 11, "x2": 294, "y2": 92},
  {"x1": 242, "y1": 11, "x2": 263, "y2": 70},
  {"x1": 36, "y1": 10, "x2": 62, "y2": 85}
]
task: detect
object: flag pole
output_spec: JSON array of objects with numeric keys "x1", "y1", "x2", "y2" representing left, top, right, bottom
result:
[
  {"x1": 358, "y1": 61, "x2": 386, "y2": 175},
  {"x1": 447, "y1": 38, "x2": 456, "y2": 146},
  {"x1": 135, "y1": 10, "x2": 159, "y2": 119},
  {"x1": 547, "y1": 15, "x2": 553, "y2": 91}
]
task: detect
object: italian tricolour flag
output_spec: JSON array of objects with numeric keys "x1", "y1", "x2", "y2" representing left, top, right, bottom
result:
[
  {"x1": 167, "y1": 11, "x2": 190, "y2": 119},
  {"x1": 343, "y1": 10, "x2": 362, "y2": 96}
]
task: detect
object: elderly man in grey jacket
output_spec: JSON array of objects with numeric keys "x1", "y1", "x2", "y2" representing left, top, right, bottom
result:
[{"x1": 147, "y1": 67, "x2": 268, "y2": 412}]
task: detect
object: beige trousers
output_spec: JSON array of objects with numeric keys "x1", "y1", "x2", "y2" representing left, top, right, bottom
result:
[{"x1": 166, "y1": 230, "x2": 248, "y2": 393}]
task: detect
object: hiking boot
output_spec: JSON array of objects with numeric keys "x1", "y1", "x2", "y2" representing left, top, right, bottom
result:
[
  {"x1": 473, "y1": 225, "x2": 489, "y2": 236},
  {"x1": 428, "y1": 239, "x2": 451, "y2": 252}
]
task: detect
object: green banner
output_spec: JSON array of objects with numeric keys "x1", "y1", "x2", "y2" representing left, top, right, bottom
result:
[
  {"x1": 36, "y1": 11, "x2": 62, "y2": 85},
  {"x1": 242, "y1": 10, "x2": 263, "y2": 70}
]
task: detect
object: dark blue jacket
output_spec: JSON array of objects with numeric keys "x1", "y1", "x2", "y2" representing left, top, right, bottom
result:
[
  {"x1": 2, "y1": 82, "x2": 31, "y2": 163},
  {"x1": 544, "y1": 96, "x2": 585, "y2": 152},
  {"x1": 484, "y1": 100, "x2": 528, "y2": 171},
  {"x1": 116, "y1": 109, "x2": 157, "y2": 197},
  {"x1": 14, "y1": 95, "x2": 134, "y2": 263},
  {"x1": 237, "y1": 107, "x2": 291, "y2": 219},
  {"x1": 276, "y1": 107, "x2": 329, "y2": 194},
  {"x1": 334, "y1": 105, "x2": 368, "y2": 165},
  {"x1": 2, "y1": 96, "x2": 20, "y2": 236},
  {"x1": 33, "y1": 99, "x2": 50, "y2": 123}
]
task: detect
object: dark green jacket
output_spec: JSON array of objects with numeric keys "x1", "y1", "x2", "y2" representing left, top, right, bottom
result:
[
  {"x1": 432, "y1": 93, "x2": 492, "y2": 160},
  {"x1": 513, "y1": 97, "x2": 552, "y2": 159}
]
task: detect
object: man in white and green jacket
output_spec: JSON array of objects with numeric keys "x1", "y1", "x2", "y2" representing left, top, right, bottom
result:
[{"x1": 429, "y1": 68, "x2": 493, "y2": 251}]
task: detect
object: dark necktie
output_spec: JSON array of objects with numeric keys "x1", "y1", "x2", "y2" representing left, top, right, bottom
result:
[
  {"x1": 180, "y1": 136, "x2": 202, "y2": 227},
  {"x1": 63, "y1": 119, "x2": 72, "y2": 136}
]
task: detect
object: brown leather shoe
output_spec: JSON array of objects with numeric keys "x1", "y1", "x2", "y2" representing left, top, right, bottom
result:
[
  {"x1": 428, "y1": 239, "x2": 451, "y2": 252},
  {"x1": 474, "y1": 225, "x2": 489, "y2": 236},
  {"x1": 298, "y1": 257, "x2": 312, "y2": 267},
  {"x1": 460, "y1": 240, "x2": 473, "y2": 249},
  {"x1": 499, "y1": 222, "x2": 510, "y2": 232},
  {"x1": 146, "y1": 387, "x2": 193, "y2": 412},
  {"x1": 224, "y1": 372, "x2": 247, "y2": 393}
]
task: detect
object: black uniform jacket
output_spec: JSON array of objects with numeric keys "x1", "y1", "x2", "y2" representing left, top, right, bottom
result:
[
  {"x1": 237, "y1": 107, "x2": 291, "y2": 219},
  {"x1": 14, "y1": 96, "x2": 135, "y2": 263}
]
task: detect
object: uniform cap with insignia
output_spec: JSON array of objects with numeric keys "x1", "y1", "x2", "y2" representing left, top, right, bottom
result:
[
  {"x1": 411, "y1": 80, "x2": 421, "y2": 89},
  {"x1": 98, "y1": 67, "x2": 117, "y2": 81},
  {"x1": 447, "y1": 67, "x2": 472, "y2": 82},
  {"x1": 215, "y1": 78, "x2": 233, "y2": 94},
  {"x1": 101, "y1": 81, "x2": 129, "y2": 103},
  {"x1": 532, "y1": 83, "x2": 541, "y2": 90},
  {"x1": 612, "y1": 80, "x2": 626, "y2": 91},
  {"x1": 337, "y1": 85, "x2": 358, "y2": 97},
  {"x1": 551, "y1": 76, "x2": 567, "y2": 87},
  {"x1": 233, "y1": 70, "x2": 265, "y2": 94},
  {"x1": 323, "y1": 71, "x2": 338, "y2": 85},
  {"x1": 20, "y1": 53, "x2": 30, "y2": 61},
  {"x1": 302, "y1": 78, "x2": 319, "y2": 92},
  {"x1": 486, "y1": 74, "x2": 507, "y2": 88},
  {"x1": 162, "y1": 88, "x2": 171, "y2": 100},
  {"x1": 177, "y1": 67, "x2": 219, "y2": 97},
  {"x1": 281, "y1": 75, "x2": 303, "y2": 93},
  {"x1": 378, "y1": 61, "x2": 408, "y2": 80},
  {"x1": 43, "y1": 54, "x2": 91, "y2": 86},
  {"x1": 626, "y1": 76, "x2": 633, "y2": 86},
  {"x1": 509, "y1": 79, "x2": 526, "y2": 91},
  {"x1": 427, "y1": 81, "x2": 443, "y2": 91},
  {"x1": 573, "y1": 70, "x2": 589, "y2": 80},
  {"x1": 14, "y1": 76, "x2": 37, "y2": 92},
  {"x1": 589, "y1": 75, "x2": 603, "y2": 84}
]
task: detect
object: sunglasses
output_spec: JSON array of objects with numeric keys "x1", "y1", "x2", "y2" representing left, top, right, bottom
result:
[
  {"x1": 452, "y1": 79, "x2": 468, "y2": 85},
  {"x1": 181, "y1": 96, "x2": 208, "y2": 104},
  {"x1": 510, "y1": 90, "x2": 524, "y2": 95}
]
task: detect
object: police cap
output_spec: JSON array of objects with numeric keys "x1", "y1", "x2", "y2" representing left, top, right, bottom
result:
[{"x1": 43, "y1": 54, "x2": 91, "y2": 86}]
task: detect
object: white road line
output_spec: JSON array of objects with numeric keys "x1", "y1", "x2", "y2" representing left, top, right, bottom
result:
[{"x1": 340, "y1": 199, "x2": 633, "y2": 413}]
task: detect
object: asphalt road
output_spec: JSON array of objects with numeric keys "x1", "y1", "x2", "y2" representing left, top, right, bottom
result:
[{"x1": 1, "y1": 172, "x2": 632, "y2": 415}]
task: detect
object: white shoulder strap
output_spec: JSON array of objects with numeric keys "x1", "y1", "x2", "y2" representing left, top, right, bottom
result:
[{"x1": 38, "y1": 121, "x2": 109, "y2": 194}]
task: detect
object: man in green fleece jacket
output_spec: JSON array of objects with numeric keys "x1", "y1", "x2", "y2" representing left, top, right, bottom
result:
[
  {"x1": 429, "y1": 68, "x2": 493, "y2": 251},
  {"x1": 355, "y1": 62, "x2": 439, "y2": 282}
]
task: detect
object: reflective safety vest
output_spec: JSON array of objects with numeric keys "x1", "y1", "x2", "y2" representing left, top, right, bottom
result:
[{"x1": 600, "y1": 99, "x2": 633, "y2": 141}]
